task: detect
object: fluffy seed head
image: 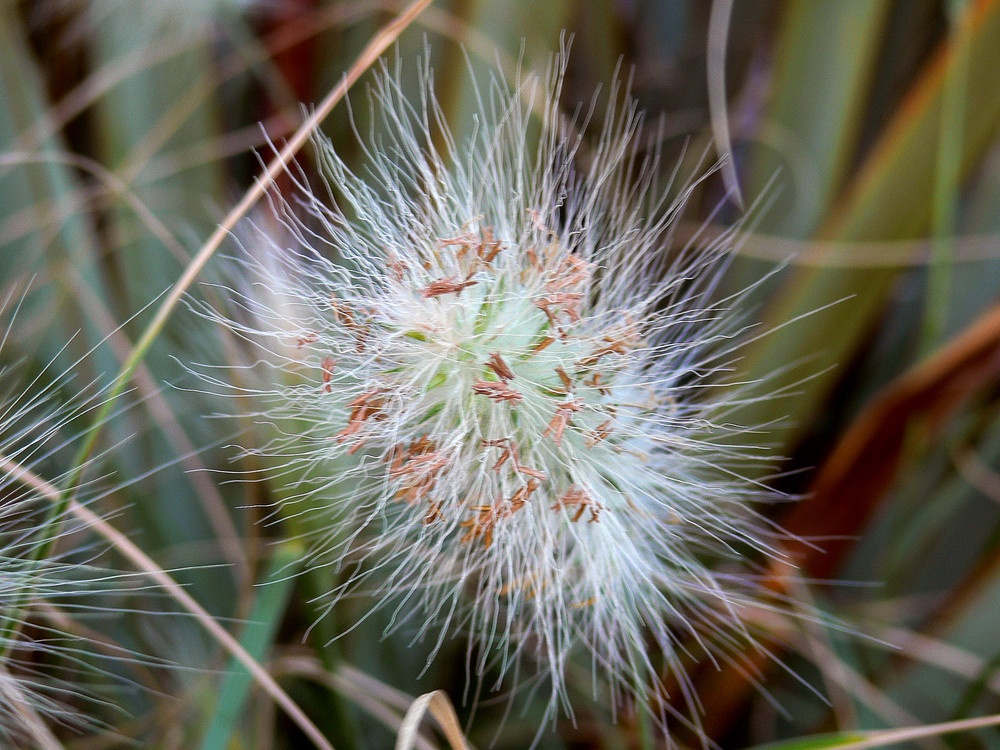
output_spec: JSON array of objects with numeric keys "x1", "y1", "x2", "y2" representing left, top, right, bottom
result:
[{"x1": 203, "y1": 53, "x2": 789, "y2": 730}]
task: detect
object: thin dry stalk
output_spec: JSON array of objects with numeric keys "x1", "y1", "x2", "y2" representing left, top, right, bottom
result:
[
  {"x1": 832, "y1": 713, "x2": 1000, "y2": 750},
  {"x1": 706, "y1": 0, "x2": 742, "y2": 207},
  {"x1": 68, "y1": 0, "x2": 435, "y2": 480}
]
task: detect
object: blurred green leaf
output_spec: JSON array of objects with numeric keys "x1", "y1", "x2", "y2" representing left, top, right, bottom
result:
[
  {"x1": 199, "y1": 544, "x2": 301, "y2": 750},
  {"x1": 746, "y1": 0, "x2": 892, "y2": 236},
  {"x1": 736, "y1": 0, "x2": 1000, "y2": 456},
  {"x1": 747, "y1": 733, "x2": 868, "y2": 750}
]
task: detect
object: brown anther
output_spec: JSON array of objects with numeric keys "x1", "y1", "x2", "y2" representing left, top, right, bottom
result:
[
  {"x1": 586, "y1": 420, "x2": 613, "y2": 447},
  {"x1": 390, "y1": 450, "x2": 447, "y2": 478},
  {"x1": 543, "y1": 399, "x2": 583, "y2": 446},
  {"x1": 516, "y1": 465, "x2": 548, "y2": 481},
  {"x1": 459, "y1": 502, "x2": 501, "y2": 547},
  {"x1": 464, "y1": 510, "x2": 498, "y2": 548},
  {"x1": 330, "y1": 298, "x2": 369, "y2": 351},
  {"x1": 329, "y1": 298, "x2": 355, "y2": 326},
  {"x1": 546, "y1": 255, "x2": 594, "y2": 291},
  {"x1": 386, "y1": 250, "x2": 408, "y2": 281},
  {"x1": 486, "y1": 353, "x2": 515, "y2": 381},
  {"x1": 390, "y1": 438, "x2": 447, "y2": 506},
  {"x1": 534, "y1": 292, "x2": 583, "y2": 325},
  {"x1": 320, "y1": 356, "x2": 337, "y2": 393},
  {"x1": 347, "y1": 391, "x2": 375, "y2": 407},
  {"x1": 388, "y1": 435, "x2": 436, "y2": 469},
  {"x1": 555, "y1": 366, "x2": 573, "y2": 392},
  {"x1": 297, "y1": 332, "x2": 318, "y2": 348},
  {"x1": 394, "y1": 454, "x2": 448, "y2": 504},
  {"x1": 436, "y1": 235, "x2": 465, "y2": 248},
  {"x1": 481, "y1": 438, "x2": 547, "y2": 480},
  {"x1": 579, "y1": 320, "x2": 644, "y2": 366},
  {"x1": 473, "y1": 380, "x2": 523, "y2": 403},
  {"x1": 422, "y1": 501, "x2": 443, "y2": 525},
  {"x1": 535, "y1": 303, "x2": 558, "y2": 330},
  {"x1": 481, "y1": 438, "x2": 513, "y2": 470},
  {"x1": 420, "y1": 276, "x2": 478, "y2": 299},
  {"x1": 437, "y1": 226, "x2": 502, "y2": 275},
  {"x1": 601, "y1": 337, "x2": 629, "y2": 354},
  {"x1": 436, "y1": 230, "x2": 478, "y2": 251},
  {"x1": 337, "y1": 389, "x2": 385, "y2": 444},
  {"x1": 579, "y1": 341, "x2": 627, "y2": 367},
  {"x1": 570, "y1": 597, "x2": 597, "y2": 609},
  {"x1": 508, "y1": 478, "x2": 540, "y2": 507},
  {"x1": 460, "y1": 523, "x2": 491, "y2": 548},
  {"x1": 585, "y1": 372, "x2": 612, "y2": 395},
  {"x1": 389, "y1": 447, "x2": 406, "y2": 475},
  {"x1": 407, "y1": 434, "x2": 435, "y2": 455},
  {"x1": 499, "y1": 576, "x2": 542, "y2": 598},
  {"x1": 551, "y1": 485, "x2": 602, "y2": 523},
  {"x1": 477, "y1": 227, "x2": 503, "y2": 263},
  {"x1": 459, "y1": 482, "x2": 534, "y2": 547},
  {"x1": 529, "y1": 336, "x2": 554, "y2": 356},
  {"x1": 539, "y1": 292, "x2": 583, "y2": 310}
]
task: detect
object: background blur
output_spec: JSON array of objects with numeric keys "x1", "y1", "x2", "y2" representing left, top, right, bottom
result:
[{"x1": 3, "y1": 0, "x2": 1000, "y2": 747}]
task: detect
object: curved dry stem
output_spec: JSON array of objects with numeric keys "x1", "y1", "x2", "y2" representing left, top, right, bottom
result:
[
  {"x1": 707, "y1": 0, "x2": 742, "y2": 207},
  {"x1": 396, "y1": 691, "x2": 470, "y2": 750}
]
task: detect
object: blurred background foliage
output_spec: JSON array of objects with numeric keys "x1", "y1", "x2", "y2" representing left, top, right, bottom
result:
[{"x1": 3, "y1": 0, "x2": 1000, "y2": 747}]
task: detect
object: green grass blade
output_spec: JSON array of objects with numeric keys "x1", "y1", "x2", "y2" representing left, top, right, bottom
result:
[
  {"x1": 745, "y1": 0, "x2": 892, "y2": 236},
  {"x1": 735, "y1": 0, "x2": 1000, "y2": 454},
  {"x1": 199, "y1": 544, "x2": 302, "y2": 750}
]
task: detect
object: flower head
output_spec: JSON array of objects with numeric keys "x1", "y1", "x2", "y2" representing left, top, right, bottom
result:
[{"x1": 204, "y1": 53, "x2": 787, "y2": 731}]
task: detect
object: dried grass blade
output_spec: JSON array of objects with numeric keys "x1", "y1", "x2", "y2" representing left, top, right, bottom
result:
[{"x1": 396, "y1": 690, "x2": 471, "y2": 750}]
